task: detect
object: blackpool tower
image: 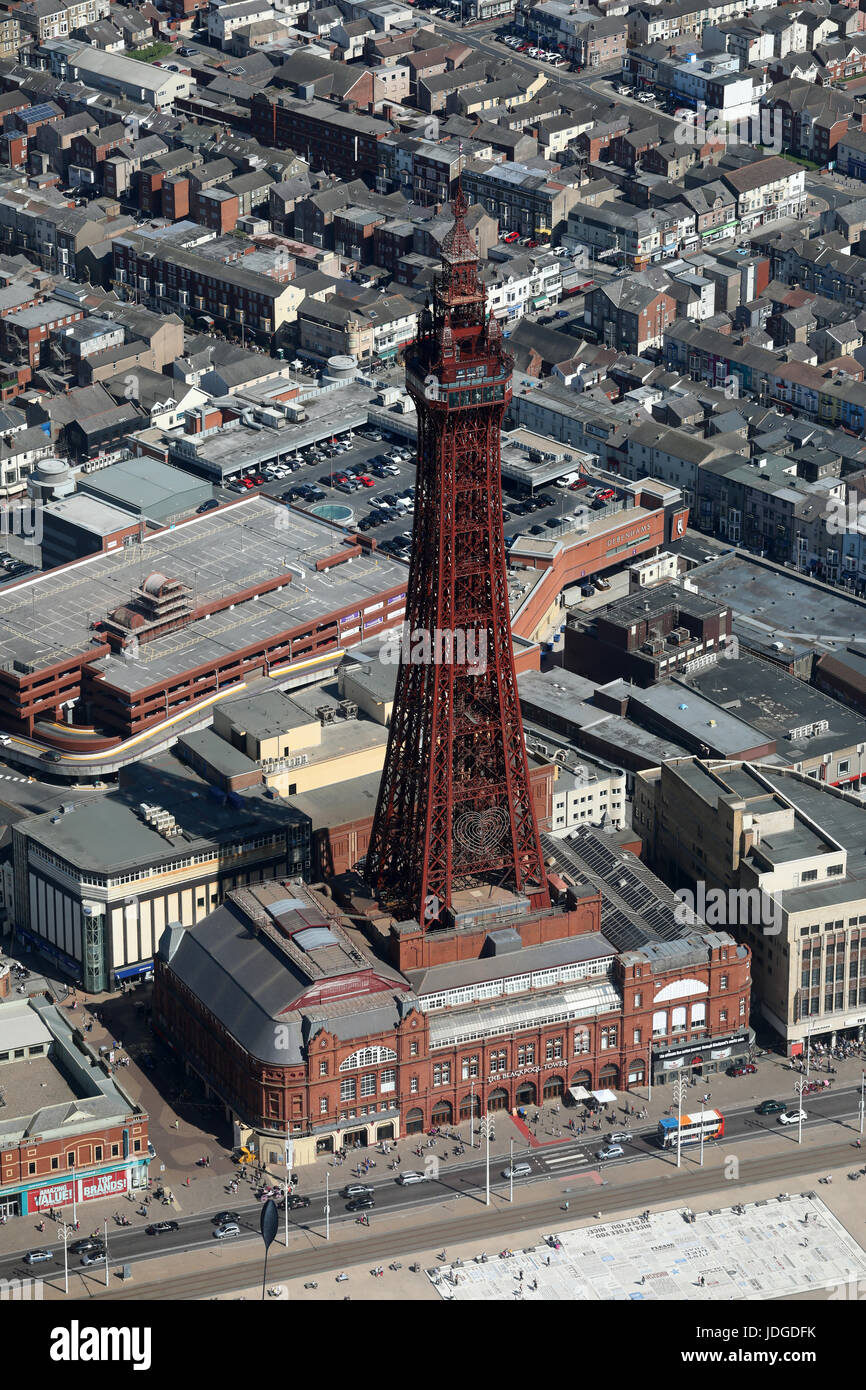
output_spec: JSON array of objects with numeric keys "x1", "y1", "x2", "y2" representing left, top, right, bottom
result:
[{"x1": 365, "y1": 185, "x2": 550, "y2": 927}]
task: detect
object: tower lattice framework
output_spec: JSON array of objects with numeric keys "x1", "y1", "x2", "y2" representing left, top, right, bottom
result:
[{"x1": 365, "y1": 186, "x2": 549, "y2": 925}]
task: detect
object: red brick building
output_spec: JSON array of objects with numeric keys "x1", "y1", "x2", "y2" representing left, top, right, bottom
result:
[
  {"x1": 153, "y1": 843, "x2": 752, "y2": 1166},
  {"x1": 0, "y1": 998, "x2": 150, "y2": 1220}
]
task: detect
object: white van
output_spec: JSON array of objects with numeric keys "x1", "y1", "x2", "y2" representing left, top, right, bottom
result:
[{"x1": 556, "y1": 471, "x2": 581, "y2": 489}]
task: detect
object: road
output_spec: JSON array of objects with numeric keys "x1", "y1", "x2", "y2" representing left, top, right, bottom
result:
[
  {"x1": 6, "y1": 1082, "x2": 863, "y2": 1296},
  {"x1": 78, "y1": 1129, "x2": 866, "y2": 1301}
]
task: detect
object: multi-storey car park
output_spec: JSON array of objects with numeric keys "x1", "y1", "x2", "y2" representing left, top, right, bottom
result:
[{"x1": 0, "y1": 496, "x2": 407, "y2": 753}]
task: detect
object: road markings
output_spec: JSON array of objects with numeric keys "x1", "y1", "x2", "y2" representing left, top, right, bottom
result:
[{"x1": 540, "y1": 1147, "x2": 589, "y2": 1169}]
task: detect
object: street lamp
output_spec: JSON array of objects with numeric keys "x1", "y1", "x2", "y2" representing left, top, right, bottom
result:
[
  {"x1": 58, "y1": 1221, "x2": 74, "y2": 1296},
  {"x1": 793, "y1": 1079, "x2": 807, "y2": 1146},
  {"x1": 325, "y1": 1171, "x2": 330, "y2": 1242},
  {"x1": 860, "y1": 1072, "x2": 865, "y2": 1138},
  {"x1": 283, "y1": 1140, "x2": 293, "y2": 1249},
  {"x1": 671, "y1": 1074, "x2": 689, "y2": 1170},
  {"x1": 699, "y1": 1097, "x2": 705, "y2": 1168},
  {"x1": 469, "y1": 1077, "x2": 475, "y2": 1150},
  {"x1": 509, "y1": 1137, "x2": 514, "y2": 1204},
  {"x1": 480, "y1": 1114, "x2": 495, "y2": 1206}
]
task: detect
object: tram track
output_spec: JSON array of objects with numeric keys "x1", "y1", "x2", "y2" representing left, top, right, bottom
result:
[{"x1": 87, "y1": 1137, "x2": 863, "y2": 1301}]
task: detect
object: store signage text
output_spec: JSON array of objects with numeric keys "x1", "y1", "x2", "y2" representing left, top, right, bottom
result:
[{"x1": 487, "y1": 1065, "x2": 541, "y2": 1083}]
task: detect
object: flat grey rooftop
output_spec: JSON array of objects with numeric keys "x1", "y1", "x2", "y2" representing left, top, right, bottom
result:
[
  {"x1": 627, "y1": 679, "x2": 769, "y2": 757},
  {"x1": 170, "y1": 384, "x2": 377, "y2": 475},
  {"x1": 42, "y1": 492, "x2": 140, "y2": 535},
  {"x1": 289, "y1": 770, "x2": 381, "y2": 829},
  {"x1": 603, "y1": 582, "x2": 724, "y2": 627},
  {"x1": 18, "y1": 751, "x2": 304, "y2": 872},
  {"x1": 685, "y1": 553, "x2": 866, "y2": 657},
  {"x1": 681, "y1": 655, "x2": 866, "y2": 760},
  {"x1": 177, "y1": 726, "x2": 259, "y2": 778},
  {"x1": 0, "y1": 1055, "x2": 75, "y2": 1120},
  {"x1": 0, "y1": 496, "x2": 406, "y2": 681},
  {"x1": 518, "y1": 669, "x2": 693, "y2": 765}
]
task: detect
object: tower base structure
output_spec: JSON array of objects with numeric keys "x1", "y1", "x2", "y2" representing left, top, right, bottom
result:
[{"x1": 331, "y1": 873, "x2": 602, "y2": 973}]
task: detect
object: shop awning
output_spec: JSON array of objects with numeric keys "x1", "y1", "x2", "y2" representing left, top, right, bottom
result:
[
  {"x1": 569, "y1": 1086, "x2": 591, "y2": 1101},
  {"x1": 591, "y1": 1089, "x2": 617, "y2": 1104}
]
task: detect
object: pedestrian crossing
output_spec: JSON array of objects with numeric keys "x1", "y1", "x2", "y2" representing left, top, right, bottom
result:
[
  {"x1": 539, "y1": 1143, "x2": 591, "y2": 1171},
  {"x1": 0, "y1": 772, "x2": 32, "y2": 783}
]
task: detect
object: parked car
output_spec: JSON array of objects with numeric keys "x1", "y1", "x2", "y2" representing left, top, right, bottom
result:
[
  {"x1": 502, "y1": 1161, "x2": 532, "y2": 1179},
  {"x1": 196, "y1": 498, "x2": 219, "y2": 514},
  {"x1": 728, "y1": 1063, "x2": 757, "y2": 1076},
  {"x1": 756, "y1": 1100, "x2": 787, "y2": 1115},
  {"x1": 396, "y1": 1171, "x2": 427, "y2": 1185}
]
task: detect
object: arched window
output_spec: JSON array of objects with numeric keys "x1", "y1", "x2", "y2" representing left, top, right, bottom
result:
[{"x1": 339, "y1": 1046, "x2": 397, "y2": 1072}]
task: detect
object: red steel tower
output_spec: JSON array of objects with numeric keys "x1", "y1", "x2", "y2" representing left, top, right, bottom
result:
[{"x1": 365, "y1": 187, "x2": 550, "y2": 926}]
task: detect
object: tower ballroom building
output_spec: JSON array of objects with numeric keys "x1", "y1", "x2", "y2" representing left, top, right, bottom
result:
[{"x1": 153, "y1": 193, "x2": 752, "y2": 1166}]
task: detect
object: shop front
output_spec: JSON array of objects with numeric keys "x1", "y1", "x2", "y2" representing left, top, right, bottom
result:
[
  {"x1": 256, "y1": 1110, "x2": 402, "y2": 1167},
  {"x1": 19, "y1": 1162, "x2": 148, "y2": 1217},
  {"x1": 652, "y1": 1030, "x2": 752, "y2": 1084}
]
